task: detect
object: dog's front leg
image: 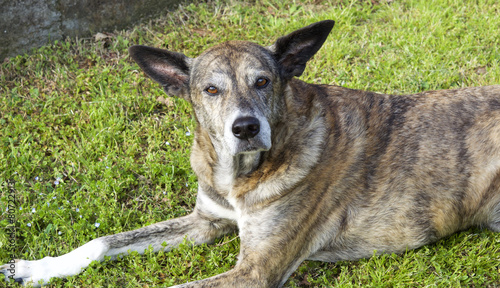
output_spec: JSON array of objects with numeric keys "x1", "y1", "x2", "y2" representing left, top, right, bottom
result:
[
  {"x1": 1, "y1": 210, "x2": 236, "y2": 287},
  {"x1": 170, "y1": 246, "x2": 305, "y2": 288},
  {"x1": 170, "y1": 218, "x2": 310, "y2": 288},
  {"x1": 171, "y1": 265, "x2": 268, "y2": 288}
]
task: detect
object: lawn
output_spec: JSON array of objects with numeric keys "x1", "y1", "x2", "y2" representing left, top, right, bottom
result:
[{"x1": 1, "y1": 0, "x2": 499, "y2": 287}]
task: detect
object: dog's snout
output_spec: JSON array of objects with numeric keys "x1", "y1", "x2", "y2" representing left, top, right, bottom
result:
[{"x1": 232, "y1": 117, "x2": 260, "y2": 140}]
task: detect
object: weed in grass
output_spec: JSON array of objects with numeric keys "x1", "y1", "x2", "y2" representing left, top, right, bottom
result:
[{"x1": 1, "y1": 0, "x2": 499, "y2": 287}]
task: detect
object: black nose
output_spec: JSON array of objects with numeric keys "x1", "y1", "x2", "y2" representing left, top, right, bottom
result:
[{"x1": 232, "y1": 116, "x2": 260, "y2": 140}]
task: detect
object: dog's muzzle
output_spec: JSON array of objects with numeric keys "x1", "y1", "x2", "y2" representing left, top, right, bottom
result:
[{"x1": 232, "y1": 116, "x2": 260, "y2": 140}]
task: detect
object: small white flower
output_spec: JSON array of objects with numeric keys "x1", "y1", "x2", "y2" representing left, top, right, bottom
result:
[
  {"x1": 32, "y1": 208, "x2": 36, "y2": 213},
  {"x1": 95, "y1": 223, "x2": 100, "y2": 228},
  {"x1": 58, "y1": 231, "x2": 62, "y2": 235},
  {"x1": 185, "y1": 183, "x2": 189, "y2": 187},
  {"x1": 166, "y1": 141, "x2": 170, "y2": 145},
  {"x1": 19, "y1": 207, "x2": 22, "y2": 210},
  {"x1": 47, "y1": 202, "x2": 50, "y2": 207},
  {"x1": 76, "y1": 208, "x2": 80, "y2": 212},
  {"x1": 106, "y1": 166, "x2": 109, "y2": 169},
  {"x1": 35, "y1": 176, "x2": 39, "y2": 181},
  {"x1": 52, "y1": 196, "x2": 56, "y2": 200},
  {"x1": 79, "y1": 215, "x2": 82, "y2": 218},
  {"x1": 185, "y1": 131, "x2": 191, "y2": 136},
  {"x1": 163, "y1": 191, "x2": 167, "y2": 195},
  {"x1": 27, "y1": 223, "x2": 32, "y2": 227},
  {"x1": 54, "y1": 180, "x2": 59, "y2": 185}
]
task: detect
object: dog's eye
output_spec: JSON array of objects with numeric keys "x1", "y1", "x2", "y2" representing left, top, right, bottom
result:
[
  {"x1": 206, "y1": 86, "x2": 219, "y2": 95},
  {"x1": 255, "y1": 78, "x2": 269, "y2": 88}
]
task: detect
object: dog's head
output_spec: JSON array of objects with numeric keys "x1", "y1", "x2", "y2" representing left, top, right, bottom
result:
[{"x1": 129, "y1": 20, "x2": 334, "y2": 156}]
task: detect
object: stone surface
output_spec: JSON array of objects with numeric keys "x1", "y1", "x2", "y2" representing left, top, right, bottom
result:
[{"x1": 0, "y1": 0, "x2": 185, "y2": 60}]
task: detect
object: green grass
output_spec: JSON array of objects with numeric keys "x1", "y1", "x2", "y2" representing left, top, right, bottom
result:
[{"x1": 1, "y1": 0, "x2": 500, "y2": 286}]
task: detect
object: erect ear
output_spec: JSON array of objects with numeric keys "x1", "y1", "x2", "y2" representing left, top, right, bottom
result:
[
  {"x1": 269, "y1": 20, "x2": 335, "y2": 79},
  {"x1": 129, "y1": 45, "x2": 192, "y2": 100}
]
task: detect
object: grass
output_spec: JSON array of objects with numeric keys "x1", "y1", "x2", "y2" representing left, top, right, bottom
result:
[{"x1": 1, "y1": 0, "x2": 499, "y2": 286}]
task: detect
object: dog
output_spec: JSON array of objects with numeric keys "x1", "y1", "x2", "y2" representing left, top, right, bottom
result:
[{"x1": 2, "y1": 20, "x2": 500, "y2": 287}]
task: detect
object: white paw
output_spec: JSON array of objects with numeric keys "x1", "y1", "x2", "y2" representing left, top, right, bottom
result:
[
  {"x1": 1, "y1": 239, "x2": 107, "y2": 286},
  {"x1": 1, "y1": 258, "x2": 55, "y2": 287}
]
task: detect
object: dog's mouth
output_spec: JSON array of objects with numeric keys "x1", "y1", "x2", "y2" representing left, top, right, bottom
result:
[{"x1": 233, "y1": 138, "x2": 271, "y2": 155}]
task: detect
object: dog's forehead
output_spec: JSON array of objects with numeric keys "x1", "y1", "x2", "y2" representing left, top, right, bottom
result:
[{"x1": 193, "y1": 41, "x2": 276, "y2": 73}]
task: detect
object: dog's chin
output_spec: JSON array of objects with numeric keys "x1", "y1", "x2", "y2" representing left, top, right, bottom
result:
[{"x1": 228, "y1": 139, "x2": 271, "y2": 157}]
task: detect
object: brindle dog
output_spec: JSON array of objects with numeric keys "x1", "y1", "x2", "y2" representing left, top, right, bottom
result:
[{"x1": 2, "y1": 20, "x2": 500, "y2": 287}]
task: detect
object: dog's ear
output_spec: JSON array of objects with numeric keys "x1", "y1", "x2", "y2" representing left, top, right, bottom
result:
[
  {"x1": 129, "y1": 45, "x2": 192, "y2": 100},
  {"x1": 269, "y1": 20, "x2": 335, "y2": 79}
]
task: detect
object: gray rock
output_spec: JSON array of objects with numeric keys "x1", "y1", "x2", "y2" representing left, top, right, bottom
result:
[{"x1": 0, "y1": 0, "x2": 185, "y2": 60}]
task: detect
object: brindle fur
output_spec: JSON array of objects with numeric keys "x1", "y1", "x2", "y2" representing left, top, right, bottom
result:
[{"x1": 2, "y1": 20, "x2": 500, "y2": 287}]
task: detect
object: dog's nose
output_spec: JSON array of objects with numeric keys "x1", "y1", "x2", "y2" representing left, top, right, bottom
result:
[{"x1": 232, "y1": 117, "x2": 260, "y2": 140}]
